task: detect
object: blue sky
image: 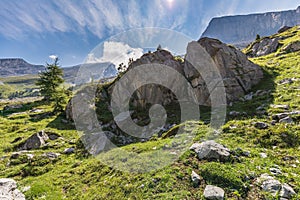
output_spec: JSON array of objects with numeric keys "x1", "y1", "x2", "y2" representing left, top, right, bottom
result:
[{"x1": 0, "y1": 0, "x2": 299, "y2": 66}]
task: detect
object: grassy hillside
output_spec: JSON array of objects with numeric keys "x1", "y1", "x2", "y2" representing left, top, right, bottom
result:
[{"x1": 0, "y1": 26, "x2": 299, "y2": 199}]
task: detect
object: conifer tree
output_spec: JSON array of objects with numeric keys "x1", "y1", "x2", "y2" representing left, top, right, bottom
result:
[{"x1": 36, "y1": 58, "x2": 67, "y2": 113}]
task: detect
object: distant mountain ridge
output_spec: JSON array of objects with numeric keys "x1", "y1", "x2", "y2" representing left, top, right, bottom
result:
[
  {"x1": 0, "y1": 58, "x2": 117, "y2": 83},
  {"x1": 201, "y1": 6, "x2": 300, "y2": 45},
  {"x1": 0, "y1": 58, "x2": 44, "y2": 77}
]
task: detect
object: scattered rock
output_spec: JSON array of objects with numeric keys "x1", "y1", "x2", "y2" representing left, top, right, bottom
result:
[
  {"x1": 259, "y1": 153, "x2": 268, "y2": 158},
  {"x1": 203, "y1": 185, "x2": 225, "y2": 200},
  {"x1": 282, "y1": 41, "x2": 300, "y2": 53},
  {"x1": 279, "y1": 116, "x2": 293, "y2": 124},
  {"x1": 278, "y1": 26, "x2": 292, "y2": 33},
  {"x1": 272, "y1": 113, "x2": 289, "y2": 121},
  {"x1": 63, "y1": 147, "x2": 75, "y2": 154},
  {"x1": 190, "y1": 140, "x2": 231, "y2": 161},
  {"x1": 247, "y1": 37, "x2": 279, "y2": 57},
  {"x1": 20, "y1": 130, "x2": 60, "y2": 150},
  {"x1": 254, "y1": 122, "x2": 269, "y2": 129},
  {"x1": 271, "y1": 104, "x2": 290, "y2": 110},
  {"x1": 257, "y1": 174, "x2": 296, "y2": 199},
  {"x1": 278, "y1": 78, "x2": 299, "y2": 85},
  {"x1": 280, "y1": 183, "x2": 296, "y2": 199},
  {"x1": 261, "y1": 178, "x2": 282, "y2": 196},
  {"x1": 243, "y1": 93, "x2": 253, "y2": 101},
  {"x1": 3, "y1": 104, "x2": 23, "y2": 111},
  {"x1": 42, "y1": 152, "x2": 61, "y2": 160},
  {"x1": 191, "y1": 171, "x2": 201, "y2": 187},
  {"x1": 29, "y1": 108, "x2": 44, "y2": 113},
  {"x1": 0, "y1": 178, "x2": 25, "y2": 200},
  {"x1": 20, "y1": 130, "x2": 49, "y2": 150},
  {"x1": 270, "y1": 167, "x2": 282, "y2": 176}
]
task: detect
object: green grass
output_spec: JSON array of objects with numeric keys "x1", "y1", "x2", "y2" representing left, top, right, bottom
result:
[{"x1": 0, "y1": 26, "x2": 299, "y2": 199}]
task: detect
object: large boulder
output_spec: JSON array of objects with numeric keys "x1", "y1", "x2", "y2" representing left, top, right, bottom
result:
[
  {"x1": 0, "y1": 178, "x2": 25, "y2": 200},
  {"x1": 185, "y1": 38, "x2": 263, "y2": 105}
]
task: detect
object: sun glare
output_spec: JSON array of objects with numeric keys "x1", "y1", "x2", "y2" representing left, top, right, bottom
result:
[{"x1": 166, "y1": 0, "x2": 174, "y2": 8}]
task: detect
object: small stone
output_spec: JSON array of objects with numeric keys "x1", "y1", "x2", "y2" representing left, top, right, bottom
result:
[
  {"x1": 280, "y1": 183, "x2": 296, "y2": 198},
  {"x1": 42, "y1": 152, "x2": 60, "y2": 160},
  {"x1": 279, "y1": 116, "x2": 293, "y2": 124},
  {"x1": 269, "y1": 167, "x2": 282, "y2": 176},
  {"x1": 261, "y1": 179, "x2": 282, "y2": 196},
  {"x1": 272, "y1": 113, "x2": 289, "y2": 121},
  {"x1": 254, "y1": 122, "x2": 269, "y2": 129},
  {"x1": 191, "y1": 171, "x2": 201, "y2": 187},
  {"x1": 271, "y1": 104, "x2": 290, "y2": 110},
  {"x1": 63, "y1": 147, "x2": 75, "y2": 154},
  {"x1": 190, "y1": 140, "x2": 231, "y2": 161},
  {"x1": 203, "y1": 185, "x2": 225, "y2": 200},
  {"x1": 259, "y1": 153, "x2": 267, "y2": 158}
]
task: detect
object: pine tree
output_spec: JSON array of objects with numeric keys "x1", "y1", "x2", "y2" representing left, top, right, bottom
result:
[{"x1": 36, "y1": 58, "x2": 67, "y2": 113}]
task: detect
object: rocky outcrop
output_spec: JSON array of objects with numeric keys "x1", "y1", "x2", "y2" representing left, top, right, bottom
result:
[
  {"x1": 186, "y1": 38, "x2": 263, "y2": 104},
  {"x1": 66, "y1": 38, "x2": 263, "y2": 148},
  {"x1": 246, "y1": 37, "x2": 280, "y2": 57},
  {"x1": 0, "y1": 178, "x2": 25, "y2": 200},
  {"x1": 201, "y1": 6, "x2": 300, "y2": 45}
]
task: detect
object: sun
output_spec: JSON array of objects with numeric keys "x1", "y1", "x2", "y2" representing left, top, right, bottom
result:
[{"x1": 166, "y1": 0, "x2": 174, "y2": 8}]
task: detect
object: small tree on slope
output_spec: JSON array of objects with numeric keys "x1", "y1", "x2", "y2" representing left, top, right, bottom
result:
[{"x1": 36, "y1": 58, "x2": 67, "y2": 113}]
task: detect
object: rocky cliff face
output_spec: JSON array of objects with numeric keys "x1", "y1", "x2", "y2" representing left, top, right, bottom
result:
[
  {"x1": 0, "y1": 58, "x2": 44, "y2": 76},
  {"x1": 201, "y1": 6, "x2": 300, "y2": 45}
]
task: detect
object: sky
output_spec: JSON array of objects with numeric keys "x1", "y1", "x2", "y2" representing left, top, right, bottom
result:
[{"x1": 0, "y1": 0, "x2": 299, "y2": 67}]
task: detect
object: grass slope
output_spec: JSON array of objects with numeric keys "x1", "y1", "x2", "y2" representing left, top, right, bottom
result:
[{"x1": 0, "y1": 26, "x2": 299, "y2": 199}]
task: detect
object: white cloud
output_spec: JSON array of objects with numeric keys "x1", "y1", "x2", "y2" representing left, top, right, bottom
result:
[
  {"x1": 49, "y1": 54, "x2": 58, "y2": 60},
  {"x1": 86, "y1": 41, "x2": 143, "y2": 67}
]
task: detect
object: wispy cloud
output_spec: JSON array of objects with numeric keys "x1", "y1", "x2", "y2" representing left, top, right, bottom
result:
[{"x1": 0, "y1": 0, "x2": 191, "y2": 40}]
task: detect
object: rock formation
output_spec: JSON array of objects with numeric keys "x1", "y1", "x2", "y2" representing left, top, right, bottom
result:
[{"x1": 201, "y1": 6, "x2": 300, "y2": 45}]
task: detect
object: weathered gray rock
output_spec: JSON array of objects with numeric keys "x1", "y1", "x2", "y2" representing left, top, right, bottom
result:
[
  {"x1": 0, "y1": 178, "x2": 25, "y2": 200},
  {"x1": 3, "y1": 104, "x2": 23, "y2": 111},
  {"x1": 283, "y1": 41, "x2": 300, "y2": 53},
  {"x1": 280, "y1": 183, "x2": 296, "y2": 199},
  {"x1": 203, "y1": 185, "x2": 225, "y2": 200},
  {"x1": 254, "y1": 122, "x2": 269, "y2": 129},
  {"x1": 278, "y1": 26, "x2": 292, "y2": 33},
  {"x1": 247, "y1": 37, "x2": 280, "y2": 57},
  {"x1": 191, "y1": 171, "x2": 201, "y2": 187},
  {"x1": 279, "y1": 116, "x2": 293, "y2": 124},
  {"x1": 257, "y1": 174, "x2": 296, "y2": 199},
  {"x1": 261, "y1": 179, "x2": 282, "y2": 196},
  {"x1": 270, "y1": 167, "x2": 282, "y2": 176},
  {"x1": 186, "y1": 38, "x2": 263, "y2": 105},
  {"x1": 63, "y1": 147, "x2": 75, "y2": 154},
  {"x1": 271, "y1": 104, "x2": 290, "y2": 110},
  {"x1": 21, "y1": 130, "x2": 49, "y2": 150},
  {"x1": 42, "y1": 152, "x2": 60, "y2": 160},
  {"x1": 190, "y1": 140, "x2": 231, "y2": 161}
]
